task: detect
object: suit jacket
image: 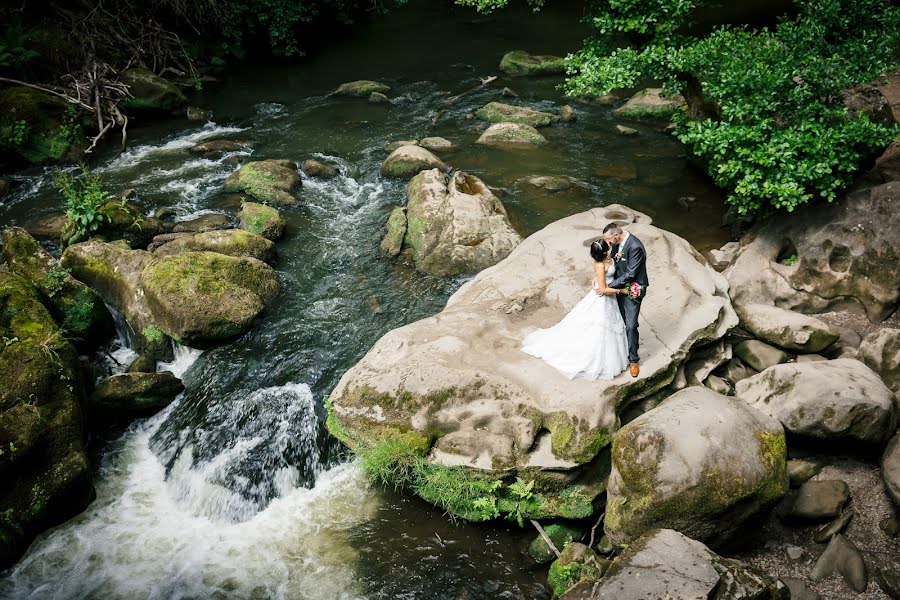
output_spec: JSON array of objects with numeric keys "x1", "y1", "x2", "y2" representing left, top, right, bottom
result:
[{"x1": 609, "y1": 233, "x2": 649, "y2": 289}]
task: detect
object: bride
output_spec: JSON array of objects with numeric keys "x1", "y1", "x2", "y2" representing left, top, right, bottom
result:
[{"x1": 521, "y1": 240, "x2": 629, "y2": 381}]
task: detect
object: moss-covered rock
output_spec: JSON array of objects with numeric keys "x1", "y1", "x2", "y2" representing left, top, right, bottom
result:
[
  {"x1": 381, "y1": 145, "x2": 448, "y2": 179},
  {"x1": 120, "y1": 68, "x2": 187, "y2": 111},
  {"x1": 499, "y1": 50, "x2": 566, "y2": 77},
  {"x1": 528, "y1": 522, "x2": 584, "y2": 563},
  {"x1": 90, "y1": 372, "x2": 184, "y2": 418},
  {"x1": 0, "y1": 269, "x2": 92, "y2": 569},
  {"x1": 153, "y1": 229, "x2": 277, "y2": 265},
  {"x1": 2, "y1": 227, "x2": 113, "y2": 346},
  {"x1": 301, "y1": 159, "x2": 338, "y2": 178},
  {"x1": 141, "y1": 251, "x2": 280, "y2": 347},
  {"x1": 238, "y1": 202, "x2": 285, "y2": 241},
  {"x1": 333, "y1": 80, "x2": 390, "y2": 97},
  {"x1": 547, "y1": 543, "x2": 607, "y2": 597},
  {"x1": 0, "y1": 86, "x2": 86, "y2": 165},
  {"x1": 475, "y1": 102, "x2": 559, "y2": 127},
  {"x1": 613, "y1": 88, "x2": 686, "y2": 119},
  {"x1": 61, "y1": 198, "x2": 166, "y2": 248},
  {"x1": 379, "y1": 207, "x2": 407, "y2": 257},
  {"x1": 223, "y1": 160, "x2": 301, "y2": 206},
  {"x1": 476, "y1": 122, "x2": 546, "y2": 147}
]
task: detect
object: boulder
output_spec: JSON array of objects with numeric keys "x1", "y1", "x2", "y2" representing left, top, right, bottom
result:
[
  {"x1": 705, "y1": 241, "x2": 740, "y2": 272},
  {"x1": 735, "y1": 303, "x2": 839, "y2": 353},
  {"x1": 0, "y1": 270, "x2": 92, "y2": 569},
  {"x1": 548, "y1": 542, "x2": 608, "y2": 597},
  {"x1": 786, "y1": 480, "x2": 850, "y2": 521},
  {"x1": 186, "y1": 106, "x2": 212, "y2": 121},
  {"x1": 189, "y1": 139, "x2": 252, "y2": 158},
  {"x1": 613, "y1": 88, "x2": 685, "y2": 119},
  {"x1": 726, "y1": 182, "x2": 900, "y2": 322},
  {"x1": 875, "y1": 140, "x2": 900, "y2": 183},
  {"x1": 381, "y1": 145, "x2": 448, "y2": 179},
  {"x1": 1, "y1": 227, "x2": 113, "y2": 345},
  {"x1": 476, "y1": 123, "x2": 546, "y2": 147},
  {"x1": 715, "y1": 357, "x2": 755, "y2": 385},
  {"x1": 330, "y1": 205, "x2": 738, "y2": 521},
  {"x1": 475, "y1": 102, "x2": 559, "y2": 127},
  {"x1": 558, "y1": 105, "x2": 576, "y2": 122},
  {"x1": 24, "y1": 213, "x2": 68, "y2": 241},
  {"x1": 384, "y1": 139, "x2": 418, "y2": 153},
  {"x1": 301, "y1": 159, "x2": 338, "y2": 178},
  {"x1": 858, "y1": 328, "x2": 900, "y2": 393},
  {"x1": 153, "y1": 229, "x2": 277, "y2": 264},
  {"x1": 382, "y1": 170, "x2": 522, "y2": 276},
  {"x1": 615, "y1": 125, "x2": 638, "y2": 136},
  {"x1": 172, "y1": 213, "x2": 231, "y2": 233},
  {"x1": 842, "y1": 82, "x2": 894, "y2": 126},
  {"x1": 605, "y1": 387, "x2": 787, "y2": 547},
  {"x1": 238, "y1": 202, "x2": 285, "y2": 241},
  {"x1": 379, "y1": 206, "x2": 407, "y2": 257},
  {"x1": 223, "y1": 160, "x2": 301, "y2": 206},
  {"x1": 787, "y1": 459, "x2": 822, "y2": 487},
  {"x1": 499, "y1": 50, "x2": 566, "y2": 76},
  {"x1": 120, "y1": 68, "x2": 186, "y2": 111},
  {"x1": 0, "y1": 86, "x2": 87, "y2": 164},
  {"x1": 418, "y1": 137, "x2": 454, "y2": 153},
  {"x1": 90, "y1": 372, "x2": 184, "y2": 418},
  {"x1": 884, "y1": 433, "x2": 900, "y2": 507},
  {"x1": 878, "y1": 558, "x2": 900, "y2": 599},
  {"x1": 528, "y1": 522, "x2": 583, "y2": 564},
  {"x1": 810, "y1": 534, "x2": 867, "y2": 593},
  {"x1": 703, "y1": 374, "x2": 732, "y2": 395},
  {"x1": 814, "y1": 510, "x2": 853, "y2": 542},
  {"x1": 368, "y1": 92, "x2": 390, "y2": 104},
  {"x1": 561, "y1": 529, "x2": 788, "y2": 600},
  {"x1": 521, "y1": 176, "x2": 590, "y2": 193},
  {"x1": 733, "y1": 339, "x2": 789, "y2": 372},
  {"x1": 333, "y1": 80, "x2": 390, "y2": 97},
  {"x1": 62, "y1": 198, "x2": 166, "y2": 248},
  {"x1": 735, "y1": 359, "x2": 897, "y2": 444},
  {"x1": 141, "y1": 251, "x2": 279, "y2": 347}
]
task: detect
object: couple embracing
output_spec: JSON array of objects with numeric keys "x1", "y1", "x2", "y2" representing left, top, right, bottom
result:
[{"x1": 522, "y1": 223, "x2": 649, "y2": 381}]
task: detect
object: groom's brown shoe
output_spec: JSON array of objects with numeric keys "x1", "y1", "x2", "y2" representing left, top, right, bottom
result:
[{"x1": 629, "y1": 363, "x2": 640, "y2": 378}]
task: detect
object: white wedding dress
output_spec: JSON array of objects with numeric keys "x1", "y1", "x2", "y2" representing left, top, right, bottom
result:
[{"x1": 521, "y1": 261, "x2": 629, "y2": 381}]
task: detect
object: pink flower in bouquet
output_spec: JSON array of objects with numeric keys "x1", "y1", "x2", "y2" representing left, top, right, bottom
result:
[{"x1": 628, "y1": 281, "x2": 643, "y2": 300}]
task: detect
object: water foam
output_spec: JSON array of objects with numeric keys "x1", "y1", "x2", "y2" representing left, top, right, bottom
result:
[{"x1": 100, "y1": 123, "x2": 246, "y2": 172}]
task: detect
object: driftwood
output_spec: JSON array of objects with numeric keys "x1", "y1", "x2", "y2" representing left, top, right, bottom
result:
[{"x1": 530, "y1": 519, "x2": 561, "y2": 559}]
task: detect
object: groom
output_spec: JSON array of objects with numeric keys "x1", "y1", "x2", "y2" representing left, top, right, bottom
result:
[{"x1": 602, "y1": 223, "x2": 649, "y2": 377}]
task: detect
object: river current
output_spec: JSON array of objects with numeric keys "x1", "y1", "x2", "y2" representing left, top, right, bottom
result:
[{"x1": 0, "y1": 3, "x2": 727, "y2": 598}]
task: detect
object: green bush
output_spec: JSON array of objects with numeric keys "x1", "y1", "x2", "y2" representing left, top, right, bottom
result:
[{"x1": 53, "y1": 165, "x2": 108, "y2": 244}]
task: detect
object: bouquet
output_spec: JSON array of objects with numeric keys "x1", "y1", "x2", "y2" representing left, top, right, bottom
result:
[{"x1": 628, "y1": 281, "x2": 646, "y2": 302}]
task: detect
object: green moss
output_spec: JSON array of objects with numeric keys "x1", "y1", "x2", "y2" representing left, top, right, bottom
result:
[
  {"x1": 547, "y1": 557, "x2": 599, "y2": 597},
  {"x1": 616, "y1": 105, "x2": 681, "y2": 120},
  {"x1": 499, "y1": 50, "x2": 566, "y2": 76},
  {"x1": 528, "y1": 522, "x2": 583, "y2": 563},
  {"x1": 475, "y1": 102, "x2": 558, "y2": 127},
  {"x1": 544, "y1": 412, "x2": 611, "y2": 463},
  {"x1": 141, "y1": 324, "x2": 165, "y2": 345},
  {"x1": 334, "y1": 80, "x2": 390, "y2": 97}
]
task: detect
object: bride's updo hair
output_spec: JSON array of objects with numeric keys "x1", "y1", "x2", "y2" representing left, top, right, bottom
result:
[{"x1": 590, "y1": 240, "x2": 610, "y2": 262}]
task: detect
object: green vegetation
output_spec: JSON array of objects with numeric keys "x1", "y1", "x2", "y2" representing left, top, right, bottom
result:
[
  {"x1": 53, "y1": 166, "x2": 108, "y2": 245},
  {"x1": 547, "y1": 557, "x2": 598, "y2": 598}
]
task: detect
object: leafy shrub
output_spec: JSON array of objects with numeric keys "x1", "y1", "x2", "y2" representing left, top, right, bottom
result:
[{"x1": 54, "y1": 165, "x2": 108, "y2": 244}]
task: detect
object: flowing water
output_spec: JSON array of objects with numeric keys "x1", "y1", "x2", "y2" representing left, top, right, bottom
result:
[{"x1": 0, "y1": 2, "x2": 727, "y2": 598}]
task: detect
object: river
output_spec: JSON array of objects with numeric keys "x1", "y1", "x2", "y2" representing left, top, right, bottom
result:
[{"x1": 0, "y1": 2, "x2": 727, "y2": 598}]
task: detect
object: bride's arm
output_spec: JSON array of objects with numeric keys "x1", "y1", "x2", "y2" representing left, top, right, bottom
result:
[{"x1": 593, "y1": 261, "x2": 623, "y2": 296}]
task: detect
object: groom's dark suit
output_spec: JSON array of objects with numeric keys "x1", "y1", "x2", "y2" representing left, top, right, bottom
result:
[{"x1": 608, "y1": 232, "x2": 649, "y2": 363}]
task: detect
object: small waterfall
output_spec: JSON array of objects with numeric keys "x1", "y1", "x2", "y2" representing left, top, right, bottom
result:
[{"x1": 157, "y1": 344, "x2": 203, "y2": 379}]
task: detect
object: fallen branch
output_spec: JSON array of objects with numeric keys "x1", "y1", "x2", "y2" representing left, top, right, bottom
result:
[
  {"x1": 588, "y1": 511, "x2": 606, "y2": 550},
  {"x1": 530, "y1": 519, "x2": 561, "y2": 559},
  {"x1": 0, "y1": 76, "x2": 94, "y2": 112}
]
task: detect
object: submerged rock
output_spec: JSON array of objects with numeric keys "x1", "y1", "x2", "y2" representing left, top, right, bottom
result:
[
  {"x1": 475, "y1": 102, "x2": 559, "y2": 127},
  {"x1": 381, "y1": 169, "x2": 521, "y2": 276},
  {"x1": 499, "y1": 50, "x2": 566, "y2": 76},
  {"x1": 238, "y1": 202, "x2": 285, "y2": 241},
  {"x1": 368, "y1": 91, "x2": 390, "y2": 104},
  {"x1": 223, "y1": 160, "x2": 301, "y2": 206},
  {"x1": 333, "y1": 80, "x2": 390, "y2": 97},
  {"x1": 153, "y1": 229, "x2": 277, "y2": 264},
  {"x1": 330, "y1": 204, "x2": 737, "y2": 520},
  {"x1": 476, "y1": 122, "x2": 546, "y2": 147},
  {"x1": 521, "y1": 176, "x2": 590, "y2": 193},
  {"x1": 735, "y1": 359, "x2": 897, "y2": 444},
  {"x1": 91, "y1": 372, "x2": 184, "y2": 418},
  {"x1": 605, "y1": 387, "x2": 787, "y2": 547},
  {"x1": 120, "y1": 68, "x2": 186, "y2": 111},
  {"x1": 189, "y1": 139, "x2": 252, "y2": 158},
  {"x1": 613, "y1": 88, "x2": 685, "y2": 119},
  {"x1": 301, "y1": 159, "x2": 338, "y2": 178},
  {"x1": 558, "y1": 105, "x2": 576, "y2": 122},
  {"x1": 381, "y1": 145, "x2": 448, "y2": 178}
]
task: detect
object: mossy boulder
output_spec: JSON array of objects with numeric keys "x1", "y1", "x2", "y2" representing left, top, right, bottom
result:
[
  {"x1": 475, "y1": 102, "x2": 559, "y2": 127},
  {"x1": 120, "y1": 68, "x2": 187, "y2": 111},
  {"x1": 613, "y1": 88, "x2": 686, "y2": 119},
  {"x1": 239, "y1": 202, "x2": 285, "y2": 241},
  {"x1": 171, "y1": 213, "x2": 230, "y2": 234},
  {"x1": 528, "y1": 522, "x2": 584, "y2": 564},
  {"x1": 379, "y1": 206, "x2": 407, "y2": 257},
  {"x1": 605, "y1": 386, "x2": 787, "y2": 548},
  {"x1": 61, "y1": 198, "x2": 166, "y2": 248},
  {"x1": 499, "y1": 50, "x2": 566, "y2": 77},
  {"x1": 223, "y1": 160, "x2": 301, "y2": 206},
  {"x1": 0, "y1": 269, "x2": 93, "y2": 569},
  {"x1": 521, "y1": 176, "x2": 590, "y2": 193},
  {"x1": 547, "y1": 542, "x2": 608, "y2": 597},
  {"x1": 301, "y1": 159, "x2": 338, "y2": 178},
  {"x1": 0, "y1": 86, "x2": 86, "y2": 165},
  {"x1": 1, "y1": 227, "x2": 113, "y2": 346},
  {"x1": 333, "y1": 80, "x2": 390, "y2": 97},
  {"x1": 154, "y1": 229, "x2": 277, "y2": 265},
  {"x1": 381, "y1": 145, "x2": 448, "y2": 179},
  {"x1": 476, "y1": 123, "x2": 546, "y2": 147},
  {"x1": 90, "y1": 372, "x2": 184, "y2": 418},
  {"x1": 141, "y1": 251, "x2": 280, "y2": 347}
]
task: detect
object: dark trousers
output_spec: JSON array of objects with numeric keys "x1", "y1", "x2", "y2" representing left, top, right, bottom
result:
[{"x1": 616, "y1": 294, "x2": 641, "y2": 363}]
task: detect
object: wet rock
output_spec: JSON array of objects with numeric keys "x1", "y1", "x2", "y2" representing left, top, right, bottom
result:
[
  {"x1": 223, "y1": 160, "x2": 301, "y2": 206},
  {"x1": 814, "y1": 510, "x2": 853, "y2": 542},
  {"x1": 127, "y1": 353, "x2": 157, "y2": 373},
  {"x1": 476, "y1": 122, "x2": 546, "y2": 147},
  {"x1": 189, "y1": 139, "x2": 252, "y2": 158},
  {"x1": 381, "y1": 169, "x2": 521, "y2": 276},
  {"x1": 61, "y1": 198, "x2": 166, "y2": 248},
  {"x1": 733, "y1": 340, "x2": 789, "y2": 372},
  {"x1": 90, "y1": 372, "x2": 184, "y2": 418},
  {"x1": 521, "y1": 175, "x2": 589, "y2": 193},
  {"x1": 592, "y1": 163, "x2": 637, "y2": 180},
  {"x1": 735, "y1": 304, "x2": 839, "y2": 353},
  {"x1": 787, "y1": 459, "x2": 822, "y2": 487},
  {"x1": 735, "y1": 359, "x2": 898, "y2": 443},
  {"x1": 528, "y1": 522, "x2": 583, "y2": 564},
  {"x1": 379, "y1": 207, "x2": 407, "y2": 257},
  {"x1": 558, "y1": 105, "x2": 576, "y2": 122},
  {"x1": 876, "y1": 559, "x2": 900, "y2": 599},
  {"x1": 333, "y1": 80, "x2": 390, "y2": 97},
  {"x1": 810, "y1": 534, "x2": 867, "y2": 593},
  {"x1": 0, "y1": 270, "x2": 92, "y2": 569},
  {"x1": 615, "y1": 125, "x2": 638, "y2": 136},
  {"x1": 24, "y1": 213, "x2": 68, "y2": 241},
  {"x1": 0, "y1": 86, "x2": 87, "y2": 164},
  {"x1": 1, "y1": 227, "x2": 113, "y2": 346},
  {"x1": 172, "y1": 213, "x2": 231, "y2": 233},
  {"x1": 368, "y1": 91, "x2": 390, "y2": 104},
  {"x1": 781, "y1": 577, "x2": 820, "y2": 600},
  {"x1": 884, "y1": 433, "x2": 900, "y2": 508},
  {"x1": 120, "y1": 68, "x2": 186, "y2": 111},
  {"x1": 154, "y1": 229, "x2": 277, "y2": 265},
  {"x1": 725, "y1": 181, "x2": 900, "y2": 322},
  {"x1": 605, "y1": 387, "x2": 787, "y2": 547},
  {"x1": 238, "y1": 202, "x2": 285, "y2": 241},
  {"x1": 0, "y1": 178, "x2": 12, "y2": 198},
  {"x1": 613, "y1": 88, "x2": 685, "y2": 119},
  {"x1": 475, "y1": 102, "x2": 559, "y2": 127},
  {"x1": 418, "y1": 137, "x2": 455, "y2": 153},
  {"x1": 499, "y1": 50, "x2": 565, "y2": 76},
  {"x1": 842, "y1": 82, "x2": 894, "y2": 126},
  {"x1": 548, "y1": 542, "x2": 608, "y2": 597},
  {"x1": 186, "y1": 106, "x2": 212, "y2": 121},
  {"x1": 384, "y1": 139, "x2": 418, "y2": 153},
  {"x1": 787, "y1": 480, "x2": 850, "y2": 521},
  {"x1": 858, "y1": 328, "x2": 900, "y2": 393},
  {"x1": 381, "y1": 145, "x2": 448, "y2": 179},
  {"x1": 561, "y1": 529, "x2": 788, "y2": 600},
  {"x1": 301, "y1": 159, "x2": 338, "y2": 178}
]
